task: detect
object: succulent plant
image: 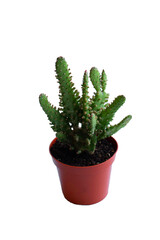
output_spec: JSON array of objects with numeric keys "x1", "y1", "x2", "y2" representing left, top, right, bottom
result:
[{"x1": 39, "y1": 57, "x2": 132, "y2": 154}]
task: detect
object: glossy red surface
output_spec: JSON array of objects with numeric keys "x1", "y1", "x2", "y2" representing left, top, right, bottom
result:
[{"x1": 49, "y1": 137, "x2": 118, "y2": 205}]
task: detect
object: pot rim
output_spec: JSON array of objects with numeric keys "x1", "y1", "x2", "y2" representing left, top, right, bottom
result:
[{"x1": 49, "y1": 136, "x2": 118, "y2": 169}]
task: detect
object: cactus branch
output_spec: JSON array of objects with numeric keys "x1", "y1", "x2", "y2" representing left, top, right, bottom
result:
[
  {"x1": 89, "y1": 67, "x2": 101, "y2": 92},
  {"x1": 89, "y1": 113, "x2": 97, "y2": 136},
  {"x1": 105, "y1": 115, "x2": 132, "y2": 137},
  {"x1": 90, "y1": 91, "x2": 109, "y2": 114},
  {"x1": 39, "y1": 94, "x2": 70, "y2": 134},
  {"x1": 99, "y1": 95, "x2": 126, "y2": 127},
  {"x1": 81, "y1": 70, "x2": 90, "y2": 127},
  {"x1": 55, "y1": 57, "x2": 80, "y2": 127},
  {"x1": 100, "y1": 70, "x2": 107, "y2": 92}
]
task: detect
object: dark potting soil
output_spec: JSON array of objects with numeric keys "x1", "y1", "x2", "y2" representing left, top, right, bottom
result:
[{"x1": 50, "y1": 138, "x2": 116, "y2": 167}]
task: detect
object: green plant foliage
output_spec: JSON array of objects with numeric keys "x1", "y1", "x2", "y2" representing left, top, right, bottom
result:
[{"x1": 39, "y1": 57, "x2": 132, "y2": 154}]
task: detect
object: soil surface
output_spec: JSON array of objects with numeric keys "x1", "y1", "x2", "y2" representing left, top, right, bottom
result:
[{"x1": 50, "y1": 138, "x2": 116, "y2": 166}]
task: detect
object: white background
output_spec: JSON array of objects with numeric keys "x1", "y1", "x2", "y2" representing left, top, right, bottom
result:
[{"x1": 0, "y1": 0, "x2": 160, "y2": 239}]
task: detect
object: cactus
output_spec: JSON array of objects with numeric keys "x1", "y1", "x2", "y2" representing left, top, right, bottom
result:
[{"x1": 39, "y1": 57, "x2": 132, "y2": 154}]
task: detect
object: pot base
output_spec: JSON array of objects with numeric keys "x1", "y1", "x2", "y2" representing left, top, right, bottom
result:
[
  {"x1": 63, "y1": 192, "x2": 108, "y2": 205},
  {"x1": 57, "y1": 165, "x2": 112, "y2": 205}
]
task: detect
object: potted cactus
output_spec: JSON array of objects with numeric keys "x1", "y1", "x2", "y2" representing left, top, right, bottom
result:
[{"x1": 39, "y1": 56, "x2": 132, "y2": 205}]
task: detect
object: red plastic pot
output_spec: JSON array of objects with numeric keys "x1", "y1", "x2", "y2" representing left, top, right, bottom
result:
[{"x1": 49, "y1": 137, "x2": 118, "y2": 205}]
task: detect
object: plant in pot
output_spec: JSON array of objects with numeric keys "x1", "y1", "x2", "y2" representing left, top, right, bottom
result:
[{"x1": 39, "y1": 56, "x2": 132, "y2": 205}]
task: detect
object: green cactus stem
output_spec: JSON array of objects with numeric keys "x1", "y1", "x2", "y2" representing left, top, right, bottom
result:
[
  {"x1": 81, "y1": 70, "x2": 90, "y2": 130},
  {"x1": 100, "y1": 70, "x2": 107, "y2": 92},
  {"x1": 90, "y1": 67, "x2": 101, "y2": 92},
  {"x1": 55, "y1": 57, "x2": 80, "y2": 128},
  {"x1": 98, "y1": 95, "x2": 126, "y2": 128},
  {"x1": 39, "y1": 57, "x2": 132, "y2": 154},
  {"x1": 105, "y1": 115, "x2": 132, "y2": 138}
]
